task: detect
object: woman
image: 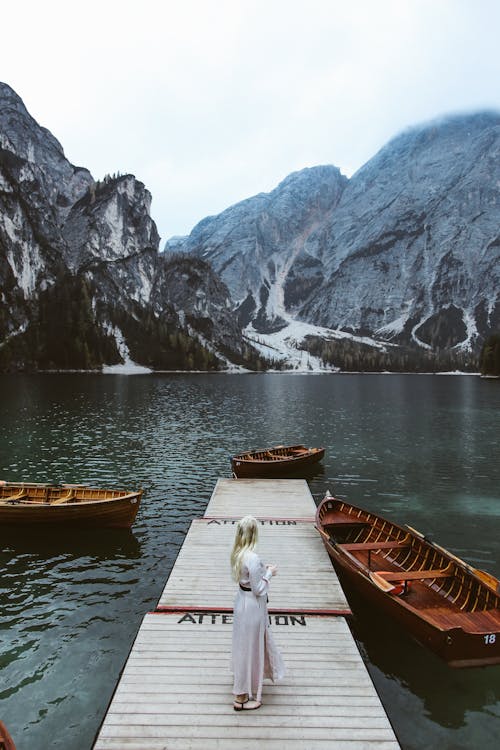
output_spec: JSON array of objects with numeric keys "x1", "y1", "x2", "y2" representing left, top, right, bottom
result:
[{"x1": 230, "y1": 515, "x2": 285, "y2": 710}]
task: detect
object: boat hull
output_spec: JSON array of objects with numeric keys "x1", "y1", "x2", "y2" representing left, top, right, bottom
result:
[
  {"x1": 0, "y1": 721, "x2": 16, "y2": 750},
  {"x1": 0, "y1": 486, "x2": 142, "y2": 528},
  {"x1": 324, "y1": 537, "x2": 500, "y2": 667},
  {"x1": 316, "y1": 496, "x2": 500, "y2": 667},
  {"x1": 231, "y1": 445, "x2": 325, "y2": 478}
]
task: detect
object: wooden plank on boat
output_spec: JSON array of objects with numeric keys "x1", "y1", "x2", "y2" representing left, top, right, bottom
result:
[
  {"x1": 204, "y1": 478, "x2": 316, "y2": 519},
  {"x1": 157, "y1": 519, "x2": 349, "y2": 611},
  {"x1": 93, "y1": 613, "x2": 399, "y2": 749}
]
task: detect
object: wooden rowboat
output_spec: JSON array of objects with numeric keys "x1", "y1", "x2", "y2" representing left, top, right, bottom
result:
[
  {"x1": 0, "y1": 482, "x2": 142, "y2": 528},
  {"x1": 316, "y1": 493, "x2": 500, "y2": 667},
  {"x1": 231, "y1": 444, "x2": 325, "y2": 478},
  {"x1": 0, "y1": 721, "x2": 16, "y2": 750}
]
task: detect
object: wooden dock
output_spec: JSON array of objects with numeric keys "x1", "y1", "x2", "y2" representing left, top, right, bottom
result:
[{"x1": 93, "y1": 479, "x2": 400, "y2": 749}]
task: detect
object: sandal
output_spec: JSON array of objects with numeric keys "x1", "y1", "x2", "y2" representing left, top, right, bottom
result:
[
  {"x1": 233, "y1": 699, "x2": 248, "y2": 711},
  {"x1": 242, "y1": 700, "x2": 262, "y2": 710}
]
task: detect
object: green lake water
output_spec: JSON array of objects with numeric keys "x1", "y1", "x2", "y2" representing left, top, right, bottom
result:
[{"x1": 0, "y1": 373, "x2": 499, "y2": 749}]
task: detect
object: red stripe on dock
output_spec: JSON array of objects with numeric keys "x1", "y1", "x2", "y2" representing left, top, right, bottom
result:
[{"x1": 152, "y1": 605, "x2": 352, "y2": 616}]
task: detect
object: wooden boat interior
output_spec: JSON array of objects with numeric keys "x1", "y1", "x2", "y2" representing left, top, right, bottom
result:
[
  {"x1": 318, "y1": 499, "x2": 500, "y2": 631},
  {"x1": 235, "y1": 444, "x2": 315, "y2": 462},
  {"x1": 0, "y1": 484, "x2": 135, "y2": 506}
]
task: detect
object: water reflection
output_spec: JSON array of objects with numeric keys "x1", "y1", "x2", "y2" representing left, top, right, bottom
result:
[
  {"x1": 343, "y1": 578, "x2": 500, "y2": 748},
  {"x1": 2, "y1": 528, "x2": 141, "y2": 559}
]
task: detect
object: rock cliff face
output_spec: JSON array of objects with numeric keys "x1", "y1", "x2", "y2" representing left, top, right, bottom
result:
[
  {"x1": 0, "y1": 84, "x2": 93, "y2": 347},
  {"x1": 63, "y1": 174, "x2": 159, "y2": 276},
  {"x1": 166, "y1": 166, "x2": 347, "y2": 333},
  {"x1": 0, "y1": 82, "x2": 260, "y2": 371},
  {"x1": 300, "y1": 113, "x2": 500, "y2": 351},
  {"x1": 168, "y1": 113, "x2": 500, "y2": 367}
]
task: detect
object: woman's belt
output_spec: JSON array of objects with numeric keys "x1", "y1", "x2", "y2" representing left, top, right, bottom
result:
[{"x1": 239, "y1": 584, "x2": 251, "y2": 591}]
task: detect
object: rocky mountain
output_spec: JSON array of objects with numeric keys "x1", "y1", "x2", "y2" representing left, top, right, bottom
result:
[
  {"x1": 301, "y1": 113, "x2": 500, "y2": 351},
  {"x1": 0, "y1": 84, "x2": 92, "y2": 349},
  {"x1": 168, "y1": 113, "x2": 500, "y2": 371},
  {"x1": 166, "y1": 166, "x2": 347, "y2": 334},
  {"x1": 2, "y1": 79, "x2": 499, "y2": 373},
  {"x1": 0, "y1": 82, "x2": 264, "y2": 372}
]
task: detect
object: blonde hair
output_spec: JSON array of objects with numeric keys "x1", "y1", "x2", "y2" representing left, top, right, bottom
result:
[{"x1": 230, "y1": 515, "x2": 259, "y2": 582}]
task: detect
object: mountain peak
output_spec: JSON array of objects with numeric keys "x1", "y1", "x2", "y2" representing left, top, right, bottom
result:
[
  {"x1": 365, "y1": 110, "x2": 500, "y2": 172},
  {"x1": 275, "y1": 164, "x2": 346, "y2": 191},
  {"x1": 0, "y1": 81, "x2": 30, "y2": 113},
  {"x1": 403, "y1": 110, "x2": 500, "y2": 138}
]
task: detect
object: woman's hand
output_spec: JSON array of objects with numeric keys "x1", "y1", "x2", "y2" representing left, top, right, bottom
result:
[{"x1": 266, "y1": 564, "x2": 278, "y2": 576}]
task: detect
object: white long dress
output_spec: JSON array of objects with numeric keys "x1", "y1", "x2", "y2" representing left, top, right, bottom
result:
[{"x1": 231, "y1": 550, "x2": 286, "y2": 701}]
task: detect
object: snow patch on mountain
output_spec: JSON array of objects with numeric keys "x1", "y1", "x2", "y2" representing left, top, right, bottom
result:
[
  {"x1": 376, "y1": 308, "x2": 413, "y2": 337},
  {"x1": 103, "y1": 362, "x2": 152, "y2": 374},
  {"x1": 102, "y1": 324, "x2": 152, "y2": 374},
  {"x1": 244, "y1": 318, "x2": 389, "y2": 371},
  {"x1": 0, "y1": 322, "x2": 28, "y2": 348},
  {"x1": 411, "y1": 324, "x2": 432, "y2": 350},
  {"x1": 454, "y1": 309, "x2": 478, "y2": 351}
]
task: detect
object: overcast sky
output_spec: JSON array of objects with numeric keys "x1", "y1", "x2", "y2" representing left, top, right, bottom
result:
[{"x1": 2, "y1": 0, "x2": 500, "y2": 242}]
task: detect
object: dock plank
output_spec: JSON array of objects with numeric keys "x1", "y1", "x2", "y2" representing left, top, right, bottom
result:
[
  {"x1": 96, "y1": 742, "x2": 398, "y2": 749},
  {"x1": 94, "y1": 614, "x2": 398, "y2": 749},
  {"x1": 93, "y1": 479, "x2": 399, "y2": 749},
  {"x1": 204, "y1": 478, "x2": 316, "y2": 518},
  {"x1": 158, "y1": 520, "x2": 348, "y2": 610}
]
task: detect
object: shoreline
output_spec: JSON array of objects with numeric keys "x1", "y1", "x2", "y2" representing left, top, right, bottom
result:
[{"x1": 0, "y1": 368, "x2": 483, "y2": 376}]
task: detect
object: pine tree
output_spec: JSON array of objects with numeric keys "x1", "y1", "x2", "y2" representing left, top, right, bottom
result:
[{"x1": 479, "y1": 333, "x2": 500, "y2": 376}]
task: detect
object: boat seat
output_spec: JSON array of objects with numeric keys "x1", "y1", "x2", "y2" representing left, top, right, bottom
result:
[
  {"x1": 51, "y1": 490, "x2": 76, "y2": 505},
  {"x1": 0, "y1": 491, "x2": 29, "y2": 504},
  {"x1": 324, "y1": 521, "x2": 371, "y2": 536},
  {"x1": 342, "y1": 538, "x2": 412, "y2": 567},
  {"x1": 377, "y1": 566, "x2": 453, "y2": 582},
  {"x1": 340, "y1": 540, "x2": 410, "y2": 551}
]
